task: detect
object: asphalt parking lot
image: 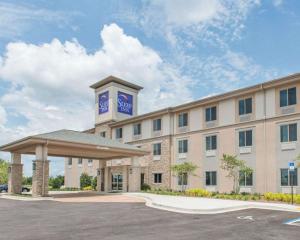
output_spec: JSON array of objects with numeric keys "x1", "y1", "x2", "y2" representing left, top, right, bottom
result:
[{"x1": 0, "y1": 198, "x2": 299, "y2": 240}]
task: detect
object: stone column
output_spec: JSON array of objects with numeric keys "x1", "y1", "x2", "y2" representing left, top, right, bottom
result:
[
  {"x1": 96, "y1": 161, "x2": 105, "y2": 192},
  {"x1": 104, "y1": 166, "x2": 110, "y2": 193},
  {"x1": 128, "y1": 167, "x2": 141, "y2": 192},
  {"x1": 122, "y1": 165, "x2": 128, "y2": 192},
  {"x1": 32, "y1": 145, "x2": 49, "y2": 197},
  {"x1": 8, "y1": 153, "x2": 23, "y2": 194}
]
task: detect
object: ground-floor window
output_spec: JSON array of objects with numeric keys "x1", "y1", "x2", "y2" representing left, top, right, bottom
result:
[
  {"x1": 68, "y1": 158, "x2": 72, "y2": 166},
  {"x1": 205, "y1": 171, "x2": 217, "y2": 186},
  {"x1": 281, "y1": 168, "x2": 298, "y2": 186},
  {"x1": 154, "y1": 173, "x2": 162, "y2": 183},
  {"x1": 178, "y1": 172, "x2": 188, "y2": 186},
  {"x1": 239, "y1": 171, "x2": 253, "y2": 186}
]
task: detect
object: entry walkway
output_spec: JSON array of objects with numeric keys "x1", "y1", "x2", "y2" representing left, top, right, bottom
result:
[
  {"x1": 127, "y1": 193, "x2": 300, "y2": 214},
  {"x1": 52, "y1": 191, "x2": 145, "y2": 203}
]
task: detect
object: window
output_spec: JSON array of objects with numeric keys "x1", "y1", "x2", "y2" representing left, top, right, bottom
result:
[
  {"x1": 178, "y1": 139, "x2": 188, "y2": 153},
  {"x1": 133, "y1": 123, "x2": 141, "y2": 135},
  {"x1": 68, "y1": 158, "x2": 72, "y2": 166},
  {"x1": 178, "y1": 173, "x2": 188, "y2": 186},
  {"x1": 153, "y1": 118, "x2": 162, "y2": 131},
  {"x1": 205, "y1": 106, "x2": 217, "y2": 122},
  {"x1": 178, "y1": 113, "x2": 188, "y2": 127},
  {"x1": 154, "y1": 173, "x2": 162, "y2": 183},
  {"x1": 239, "y1": 171, "x2": 253, "y2": 186},
  {"x1": 280, "y1": 123, "x2": 297, "y2": 142},
  {"x1": 88, "y1": 159, "x2": 93, "y2": 167},
  {"x1": 280, "y1": 87, "x2": 296, "y2": 107},
  {"x1": 206, "y1": 171, "x2": 217, "y2": 186},
  {"x1": 153, "y1": 143, "x2": 161, "y2": 156},
  {"x1": 206, "y1": 135, "x2": 217, "y2": 150},
  {"x1": 100, "y1": 131, "x2": 106, "y2": 138},
  {"x1": 116, "y1": 128, "x2": 123, "y2": 139},
  {"x1": 280, "y1": 168, "x2": 298, "y2": 186},
  {"x1": 239, "y1": 98, "x2": 252, "y2": 115},
  {"x1": 78, "y1": 158, "x2": 82, "y2": 165},
  {"x1": 239, "y1": 130, "x2": 253, "y2": 147}
]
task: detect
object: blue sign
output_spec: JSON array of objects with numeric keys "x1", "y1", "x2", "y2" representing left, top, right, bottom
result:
[
  {"x1": 117, "y1": 91, "x2": 133, "y2": 115},
  {"x1": 98, "y1": 91, "x2": 109, "y2": 114},
  {"x1": 289, "y1": 162, "x2": 295, "y2": 171}
]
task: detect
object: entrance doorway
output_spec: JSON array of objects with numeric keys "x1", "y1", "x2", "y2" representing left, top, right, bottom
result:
[{"x1": 111, "y1": 173, "x2": 123, "y2": 191}]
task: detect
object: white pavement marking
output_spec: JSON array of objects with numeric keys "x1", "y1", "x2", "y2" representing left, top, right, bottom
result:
[{"x1": 237, "y1": 216, "x2": 254, "y2": 221}]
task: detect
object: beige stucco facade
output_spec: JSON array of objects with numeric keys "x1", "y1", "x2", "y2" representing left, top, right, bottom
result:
[{"x1": 65, "y1": 74, "x2": 300, "y2": 194}]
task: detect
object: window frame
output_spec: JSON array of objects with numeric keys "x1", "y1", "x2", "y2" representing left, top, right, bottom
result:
[
  {"x1": 205, "y1": 106, "x2": 217, "y2": 122},
  {"x1": 154, "y1": 173, "x2": 162, "y2": 184},
  {"x1": 280, "y1": 123, "x2": 297, "y2": 143},
  {"x1": 280, "y1": 168, "x2": 298, "y2": 186},
  {"x1": 153, "y1": 143, "x2": 162, "y2": 156},
  {"x1": 206, "y1": 135, "x2": 217, "y2": 151},
  {"x1": 133, "y1": 123, "x2": 141, "y2": 136},
  {"x1": 100, "y1": 131, "x2": 106, "y2": 138},
  {"x1": 116, "y1": 128, "x2": 123, "y2": 139},
  {"x1": 280, "y1": 87, "x2": 297, "y2": 107},
  {"x1": 178, "y1": 112, "x2": 188, "y2": 128},
  {"x1": 78, "y1": 158, "x2": 83, "y2": 165},
  {"x1": 239, "y1": 130, "x2": 253, "y2": 147},
  {"x1": 68, "y1": 158, "x2": 72, "y2": 166},
  {"x1": 178, "y1": 139, "x2": 188, "y2": 153},
  {"x1": 239, "y1": 97, "x2": 252, "y2": 115},
  {"x1": 153, "y1": 118, "x2": 162, "y2": 132},
  {"x1": 239, "y1": 171, "x2": 253, "y2": 186},
  {"x1": 178, "y1": 172, "x2": 188, "y2": 186},
  {"x1": 205, "y1": 171, "x2": 217, "y2": 186}
]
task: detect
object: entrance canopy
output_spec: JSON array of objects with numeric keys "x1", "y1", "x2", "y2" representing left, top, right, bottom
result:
[{"x1": 0, "y1": 129, "x2": 148, "y2": 159}]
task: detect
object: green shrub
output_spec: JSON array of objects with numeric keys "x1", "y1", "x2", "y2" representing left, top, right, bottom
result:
[
  {"x1": 80, "y1": 173, "x2": 92, "y2": 189},
  {"x1": 141, "y1": 183, "x2": 151, "y2": 191},
  {"x1": 185, "y1": 188, "x2": 212, "y2": 197},
  {"x1": 49, "y1": 175, "x2": 64, "y2": 189},
  {"x1": 83, "y1": 186, "x2": 93, "y2": 191},
  {"x1": 91, "y1": 176, "x2": 97, "y2": 190}
]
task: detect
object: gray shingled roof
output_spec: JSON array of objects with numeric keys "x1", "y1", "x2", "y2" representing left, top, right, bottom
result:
[{"x1": 32, "y1": 129, "x2": 142, "y2": 152}]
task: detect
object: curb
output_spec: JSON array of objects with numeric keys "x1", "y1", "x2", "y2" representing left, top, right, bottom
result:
[
  {"x1": 0, "y1": 194, "x2": 53, "y2": 201},
  {"x1": 128, "y1": 194, "x2": 300, "y2": 215}
]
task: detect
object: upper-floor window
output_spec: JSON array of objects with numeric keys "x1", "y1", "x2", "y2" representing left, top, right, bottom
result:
[
  {"x1": 153, "y1": 118, "x2": 162, "y2": 131},
  {"x1": 68, "y1": 158, "x2": 72, "y2": 166},
  {"x1": 133, "y1": 123, "x2": 141, "y2": 136},
  {"x1": 280, "y1": 123, "x2": 297, "y2": 142},
  {"x1": 281, "y1": 168, "x2": 298, "y2": 186},
  {"x1": 116, "y1": 128, "x2": 123, "y2": 139},
  {"x1": 154, "y1": 173, "x2": 162, "y2": 183},
  {"x1": 205, "y1": 106, "x2": 217, "y2": 122},
  {"x1": 280, "y1": 87, "x2": 296, "y2": 107},
  {"x1": 153, "y1": 143, "x2": 162, "y2": 156},
  {"x1": 178, "y1": 113, "x2": 188, "y2": 127},
  {"x1": 78, "y1": 158, "x2": 83, "y2": 165},
  {"x1": 239, "y1": 130, "x2": 252, "y2": 147},
  {"x1": 239, "y1": 171, "x2": 253, "y2": 186},
  {"x1": 239, "y1": 98, "x2": 252, "y2": 115},
  {"x1": 100, "y1": 131, "x2": 106, "y2": 138},
  {"x1": 88, "y1": 159, "x2": 93, "y2": 167},
  {"x1": 178, "y1": 139, "x2": 188, "y2": 153},
  {"x1": 205, "y1": 171, "x2": 217, "y2": 186},
  {"x1": 206, "y1": 135, "x2": 217, "y2": 150}
]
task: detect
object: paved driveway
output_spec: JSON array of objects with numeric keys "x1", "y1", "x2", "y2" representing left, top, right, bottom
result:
[{"x1": 0, "y1": 198, "x2": 299, "y2": 240}]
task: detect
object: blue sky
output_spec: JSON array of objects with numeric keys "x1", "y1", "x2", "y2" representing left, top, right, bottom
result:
[{"x1": 0, "y1": 0, "x2": 300, "y2": 176}]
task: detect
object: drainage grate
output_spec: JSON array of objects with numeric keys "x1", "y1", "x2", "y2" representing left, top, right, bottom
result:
[{"x1": 284, "y1": 218, "x2": 300, "y2": 226}]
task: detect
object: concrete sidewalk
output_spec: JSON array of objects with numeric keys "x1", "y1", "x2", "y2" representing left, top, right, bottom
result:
[{"x1": 126, "y1": 192, "x2": 300, "y2": 214}]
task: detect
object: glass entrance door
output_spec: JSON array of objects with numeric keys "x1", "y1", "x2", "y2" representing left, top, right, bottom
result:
[{"x1": 111, "y1": 173, "x2": 123, "y2": 191}]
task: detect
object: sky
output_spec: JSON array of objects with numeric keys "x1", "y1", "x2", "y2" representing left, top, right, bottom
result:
[{"x1": 0, "y1": 0, "x2": 300, "y2": 177}]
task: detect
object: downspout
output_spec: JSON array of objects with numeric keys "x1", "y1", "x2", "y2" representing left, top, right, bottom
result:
[{"x1": 262, "y1": 84, "x2": 267, "y2": 192}]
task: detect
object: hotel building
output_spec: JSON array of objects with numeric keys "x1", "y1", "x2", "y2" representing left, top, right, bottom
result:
[{"x1": 65, "y1": 74, "x2": 300, "y2": 194}]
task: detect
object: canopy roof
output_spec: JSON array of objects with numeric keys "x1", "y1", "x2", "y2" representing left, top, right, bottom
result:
[{"x1": 0, "y1": 130, "x2": 148, "y2": 160}]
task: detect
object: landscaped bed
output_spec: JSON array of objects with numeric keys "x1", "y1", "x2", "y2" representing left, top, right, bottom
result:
[{"x1": 142, "y1": 188, "x2": 300, "y2": 205}]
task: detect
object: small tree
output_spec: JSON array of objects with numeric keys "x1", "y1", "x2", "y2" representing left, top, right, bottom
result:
[
  {"x1": 22, "y1": 176, "x2": 32, "y2": 186},
  {"x1": 49, "y1": 175, "x2": 64, "y2": 189},
  {"x1": 220, "y1": 154, "x2": 252, "y2": 194},
  {"x1": 80, "y1": 173, "x2": 92, "y2": 189},
  {"x1": 91, "y1": 176, "x2": 97, "y2": 190},
  {"x1": 0, "y1": 159, "x2": 9, "y2": 184},
  {"x1": 171, "y1": 162, "x2": 197, "y2": 192}
]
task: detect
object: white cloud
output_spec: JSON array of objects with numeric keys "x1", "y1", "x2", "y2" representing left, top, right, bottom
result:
[
  {"x1": 0, "y1": 106, "x2": 7, "y2": 125},
  {"x1": 0, "y1": 23, "x2": 192, "y2": 145},
  {"x1": 273, "y1": 0, "x2": 283, "y2": 7},
  {"x1": 0, "y1": 2, "x2": 78, "y2": 39}
]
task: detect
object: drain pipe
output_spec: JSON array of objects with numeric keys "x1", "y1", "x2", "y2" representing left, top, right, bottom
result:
[{"x1": 262, "y1": 84, "x2": 267, "y2": 192}]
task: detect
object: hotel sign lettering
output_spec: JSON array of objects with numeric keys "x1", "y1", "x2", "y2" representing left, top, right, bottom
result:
[
  {"x1": 117, "y1": 91, "x2": 133, "y2": 115},
  {"x1": 98, "y1": 91, "x2": 109, "y2": 114}
]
